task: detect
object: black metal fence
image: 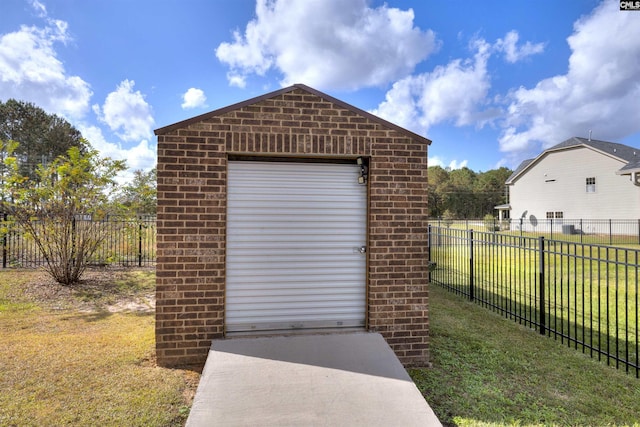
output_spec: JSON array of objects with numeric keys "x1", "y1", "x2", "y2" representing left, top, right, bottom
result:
[
  {"x1": 428, "y1": 225, "x2": 639, "y2": 377},
  {"x1": 430, "y1": 218, "x2": 640, "y2": 246},
  {"x1": 0, "y1": 215, "x2": 156, "y2": 269}
]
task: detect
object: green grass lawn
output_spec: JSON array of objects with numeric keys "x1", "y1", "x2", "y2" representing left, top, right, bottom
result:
[
  {"x1": 429, "y1": 221, "x2": 640, "y2": 247},
  {"x1": 430, "y1": 233, "x2": 640, "y2": 372},
  {"x1": 0, "y1": 269, "x2": 198, "y2": 427},
  {"x1": 411, "y1": 284, "x2": 640, "y2": 426},
  {"x1": 5, "y1": 267, "x2": 640, "y2": 426}
]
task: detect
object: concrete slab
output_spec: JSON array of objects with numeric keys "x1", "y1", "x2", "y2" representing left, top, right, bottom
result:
[{"x1": 186, "y1": 332, "x2": 441, "y2": 426}]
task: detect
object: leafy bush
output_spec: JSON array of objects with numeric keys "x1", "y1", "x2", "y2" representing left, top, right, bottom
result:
[{"x1": 1, "y1": 141, "x2": 126, "y2": 285}]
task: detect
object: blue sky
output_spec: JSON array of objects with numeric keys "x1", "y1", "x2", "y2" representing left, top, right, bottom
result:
[{"x1": 1, "y1": 0, "x2": 639, "y2": 181}]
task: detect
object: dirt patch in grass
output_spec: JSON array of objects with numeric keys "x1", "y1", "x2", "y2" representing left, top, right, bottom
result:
[{"x1": 5, "y1": 267, "x2": 156, "y2": 313}]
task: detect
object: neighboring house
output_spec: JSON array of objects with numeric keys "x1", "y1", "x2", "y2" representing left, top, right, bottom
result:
[
  {"x1": 154, "y1": 84, "x2": 431, "y2": 369},
  {"x1": 503, "y1": 137, "x2": 640, "y2": 233}
]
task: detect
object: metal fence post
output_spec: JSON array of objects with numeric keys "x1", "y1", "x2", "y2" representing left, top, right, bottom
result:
[
  {"x1": 469, "y1": 229, "x2": 474, "y2": 301},
  {"x1": 520, "y1": 217, "x2": 523, "y2": 237},
  {"x1": 2, "y1": 213, "x2": 7, "y2": 269},
  {"x1": 138, "y1": 216, "x2": 143, "y2": 267},
  {"x1": 71, "y1": 216, "x2": 76, "y2": 265},
  {"x1": 538, "y1": 236, "x2": 546, "y2": 335},
  {"x1": 609, "y1": 219, "x2": 613, "y2": 246},
  {"x1": 427, "y1": 225, "x2": 432, "y2": 283}
]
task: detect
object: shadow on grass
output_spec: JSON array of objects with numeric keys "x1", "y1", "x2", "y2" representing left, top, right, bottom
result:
[
  {"x1": 431, "y1": 274, "x2": 639, "y2": 377},
  {"x1": 60, "y1": 308, "x2": 154, "y2": 323}
]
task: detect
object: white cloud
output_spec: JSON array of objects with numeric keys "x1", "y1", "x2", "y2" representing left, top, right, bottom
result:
[
  {"x1": 499, "y1": 0, "x2": 640, "y2": 154},
  {"x1": 181, "y1": 87, "x2": 207, "y2": 109},
  {"x1": 0, "y1": 10, "x2": 91, "y2": 119},
  {"x1": 215, "y1": 0, "x2": 437, "y2": 90},
  {"x1": 227, "y1": 72, "x2": 247, "y2": 89},
  {"x1": 78, "y1": 123, "x2": 156, "y2": 184},
  {"x1": 0, "y1": 2, "x2": 157, "y2": 183},
  {"x1": 372, "y1": 38, "x2": 494, "y2": 135},
  {"x1": 94, "y1": 80, "x2": 154, "y2": 142},
  {"x1": 30, "y1": 0, "x2": 48, "y2": 18},
  {"x1": 369, "y1": 78, "x2": 419, "y2": 131},
  {"x1": 495, "y1": 30, "x2": 544, "y2": 63},
  {"x1": 429, "y1": 155, "x2": 468, "y2": 170}
]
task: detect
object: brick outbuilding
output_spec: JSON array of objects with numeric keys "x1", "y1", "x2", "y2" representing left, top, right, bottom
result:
[{"x1": 154, "y1": 84, "x2": 431, "y2": 369}]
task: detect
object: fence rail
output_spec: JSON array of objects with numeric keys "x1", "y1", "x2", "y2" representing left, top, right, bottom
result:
[
  {"x1": 0, "y1": 215, "x2": 156, "y2": 269},
  {"x1": 430, "y1": 218, "x2": 640, "y2": 246},
  {"x1": 428, "y1": 225, "x2": 639, "y2": 377}
]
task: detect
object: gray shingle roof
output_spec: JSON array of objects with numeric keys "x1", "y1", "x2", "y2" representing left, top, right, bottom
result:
[
  {"x1": 507, "y1": 136, "x2": 640, "y2": 184},
  {"x1": 505, "y1": 158, "x2": 534, "y2": 184},
  {"x1": 548, "y1": 137, "x2": 640, "y2": 163},
  {"x1": 619, "y1": 160, "x2": 640, "y2": 172}
]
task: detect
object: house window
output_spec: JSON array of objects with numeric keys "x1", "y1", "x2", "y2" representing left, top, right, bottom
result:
[
  {"x1": 555, "y1": 212, "x2": 563, "y2": 219},
  {"x1": 586, "y1": 177, "x2": 596, "y2": 193},
  {"x1": 546, "y1": 212, "x2": 554, "y2": 219}
]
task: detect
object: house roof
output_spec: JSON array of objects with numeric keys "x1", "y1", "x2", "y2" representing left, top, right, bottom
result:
[
  {"x1": 154, "y1": 84, "x2": 431, "y2": 145},
  {"x1": 549, "y1": 137, "x2": 639, "y2": 162},
  {"x1": 506, "y1": 137, "x2": 640, "y2": 184},
  {"x1": 505, "y1": 158, "x2": 534, "y2": 184},
  {"x1": 494, "y1": 204, "x2": 511, "y2": 210}
]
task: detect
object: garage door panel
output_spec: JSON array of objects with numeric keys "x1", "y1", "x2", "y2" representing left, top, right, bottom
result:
[
  {"x1": 229, "y1": 299, "x2": 366, "y2": 313},
  {"x1": 228, "y1": 265, "x2": 363, "y2": 274},
  {"x1": 229, "y1": 287, "x2": 364, "y2": 298},
  {"x1": 227, "y1": 278, "x2": 365, "y2": 291},
  {"x1": 226, "y1": 254, "x2": 361, "y2": 265},
  {"x1": 226, "y1": 161, "x2": 367, "y2": 333},
  {"x1": 230, "y1": 278, "x2": 365, "y2": 287},
  {"x1": 229, "y1": 232, "x2": 362, "y2": 241}
]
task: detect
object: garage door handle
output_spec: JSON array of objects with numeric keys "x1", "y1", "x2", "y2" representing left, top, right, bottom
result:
[{"x1": 358, "y1": 246, "x2": 366, "y2": 254}]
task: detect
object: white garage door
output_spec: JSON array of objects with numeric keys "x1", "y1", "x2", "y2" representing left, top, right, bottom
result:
[{"x1": 226, "y1": 160, "x2": 367, "y2": 333}]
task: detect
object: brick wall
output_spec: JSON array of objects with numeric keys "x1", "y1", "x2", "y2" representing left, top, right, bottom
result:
[{"x1": 156, "y1": 87, "x2": 430, "y2": 368}]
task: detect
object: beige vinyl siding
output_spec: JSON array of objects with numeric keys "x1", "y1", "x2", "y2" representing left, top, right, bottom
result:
[{"x1": 509, "y1": 146, "x2": 640, "y2": 221}]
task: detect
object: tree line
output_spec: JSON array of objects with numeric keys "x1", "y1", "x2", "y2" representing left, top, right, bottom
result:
[
  {"x1": 0, "y1": 99, "x2": 156, "y2": 285},
  {"x1": 428, "y1": 165, "x2": 512, "y2": 219}
]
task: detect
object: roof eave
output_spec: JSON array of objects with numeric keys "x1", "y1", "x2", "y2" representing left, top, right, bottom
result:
[
  {"x1": 509, "y1": 142, "x2": 630, "y2": 183},
  {"x1": 617, "y1": 167, "x2": 640, "y2": 176}
]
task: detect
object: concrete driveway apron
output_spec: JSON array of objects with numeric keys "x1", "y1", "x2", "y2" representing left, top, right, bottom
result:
[{"x1": 186, "y1": 332, "x2": 441, "y2": 426}]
